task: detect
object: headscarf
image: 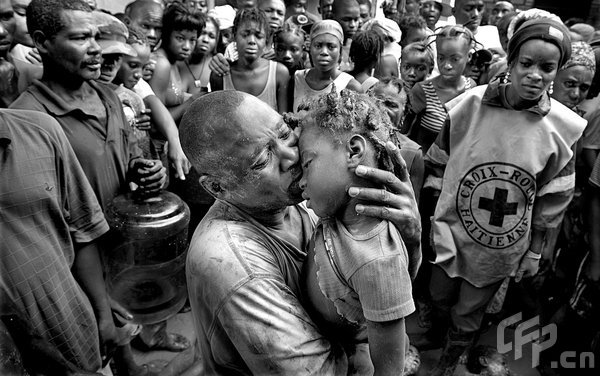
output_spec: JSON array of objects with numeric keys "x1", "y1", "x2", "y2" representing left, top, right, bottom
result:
[
  {"x1": 506, "y1": 8, "x2": 562, "y2": 40},
  {"x1": 310, "y1": 20, "x2": 344, "y2": 46},
  {"x1": 361, "y1": 18, "x2": 402, "y2": 44},
  {"x1": 507, "y1": 18, "x2": 572, "y2": 67},
  {"x1": 561, "y1": 41, "x2": 596, "y2": 72}
]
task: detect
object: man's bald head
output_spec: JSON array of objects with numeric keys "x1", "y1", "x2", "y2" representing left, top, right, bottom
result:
[
  {"x1": 180, "y1": 91, "x2": 251, "y2": 183},
  {"x1": 124, "y1": 0, "x2": 163, "y2": 47}
]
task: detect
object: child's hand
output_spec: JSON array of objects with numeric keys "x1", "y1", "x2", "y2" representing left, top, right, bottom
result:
[{"x1": 209, "y1": 53, "x2": 231, "y2": 76}]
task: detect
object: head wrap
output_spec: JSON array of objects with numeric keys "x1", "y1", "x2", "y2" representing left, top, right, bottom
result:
[
  {"x1": 507, "y1": 18, "x2": 572, "y2": 67},
  {"x1": 310, "y1": 20, "x2": 344, "y2": 45},
  {"x1": 361, "y1": 18, "x2": 401, "y2": 43},
  {"x1": 507, "y1": 8, "x2": 562, "y2": 40},
  {"x1": 561, "y1": 41, "x2": 596, "y2": 72}
]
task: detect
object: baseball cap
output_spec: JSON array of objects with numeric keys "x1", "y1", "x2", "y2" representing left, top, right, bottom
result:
[{"x1": 93, "y1": 11, "x2": 137, "y2": 56}]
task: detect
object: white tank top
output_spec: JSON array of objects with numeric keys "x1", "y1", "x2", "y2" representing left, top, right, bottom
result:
[
  {"x1": 224, "y1": 60, "x2": 278, "y2": 110},
  {"x1": 293, "y1": 69, "x2": 354, "y2": 112}
]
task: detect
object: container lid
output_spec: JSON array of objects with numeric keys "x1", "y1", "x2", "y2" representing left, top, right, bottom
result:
[{"x1": 107, "y1": 191, "x2": 190, "y2": 232}]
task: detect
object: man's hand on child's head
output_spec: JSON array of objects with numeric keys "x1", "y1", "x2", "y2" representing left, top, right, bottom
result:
[{"x1": 348, "y1": 141, "x2": 421, "y2": 247}]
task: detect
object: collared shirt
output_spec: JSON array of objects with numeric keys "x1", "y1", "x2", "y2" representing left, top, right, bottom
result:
[
  {"x1": 10, "y1": 80, "x2": 142, "y2": 209},
  {"x1": 0, "y1": 109, "x2": 109, "y2": 371}
]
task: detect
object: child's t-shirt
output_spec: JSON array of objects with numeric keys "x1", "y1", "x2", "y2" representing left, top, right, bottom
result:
[
  {"x1": 115, "y1": 85, "x2": 151, "y2": 159},
  {"x1": 312, "y1": 217, "x2": 415, "y2": 324}
]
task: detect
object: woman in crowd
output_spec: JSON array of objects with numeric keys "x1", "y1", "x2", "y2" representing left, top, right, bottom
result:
[
  {"x1": 423, "y1": 18, "x2": 586, "y2": 375},
  {"x1": 181, "y1": 14, "x2": 220, "y2": 94},
  {"x1": 149, "y1": 2, "x2": 204, "y2": 123},
  {"x1": 292, "y1": 20, "x2": 361, "y2": 112}
]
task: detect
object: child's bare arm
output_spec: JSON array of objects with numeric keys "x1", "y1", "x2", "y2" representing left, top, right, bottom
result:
[
  {"x1": 275, "y1": 62, "x2": 290, "y2": 113},
  {"x1": 367, "y1": 317, "x2": 406, "y2": 376},
  {"x1": 148, "y1": 54, "x2": 172, "y2": 104}
]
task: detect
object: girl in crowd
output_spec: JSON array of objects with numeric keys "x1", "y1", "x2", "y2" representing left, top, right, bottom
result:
[
  {"x1": 149, "y1": 2, "x2": 204, "y2": 123},
  {"x1": 398, "y1": 13, "x2": 430, "y2": 49},
  {"x1": 420, "y1": 0, "x2": 453, "y2": 31},
  {"x1": 273, "y1": 23, "x2": 306, "y2": 76},
  {"x1": 400, "y1": 41, "x2": 435, "y2": 134},
  {"x1": 406, "y1": 25, "x2": 476, "y2": 152},
  {"x1": 551, "y1": 41, "x2": 596, "y2": 115},
  {"x1": 369, "y1": 77, "x2": 424, "y2": 203},
  {"x1": 298, "y1": 89, "x2": 415, "y2": 376},
  {"x1": 423, "y1": 19, "x2": 585, "y2": 375},
  {"x1": 181, "y1": 15, "x2": 220, "y2": 94},
  {"x1": 211, "y1": 8, "x2": 290, "y2": 113},
  {"x1": 292, "y1": 20, "x2": 362, "y2": 112},
  {"x1": 361, "y1": 18, "x2": 402, "y2": 78},
  {"x1": 401, "y1": 42, "x2": 435, "y2": 90},
  {"x1": 348, "y1": 30, "x2": 384, "y2": 92}
]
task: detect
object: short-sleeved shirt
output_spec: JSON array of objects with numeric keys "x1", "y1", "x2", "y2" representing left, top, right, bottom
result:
[
  {"x1": 0, "y1": 109, "x2": 109, "y2": 371},
  {"x1": 311, "y1": 218, "x2": 415, "y2": 324},
  {"x1": 582, "y1": 108, "x2": 600, "y2": 151},
  {"x1": 187, "y1": 200, "x2": 348, "y2": 375},
  {"x1": 10, "y1": 80, "x2": 142, "y2": 209}
]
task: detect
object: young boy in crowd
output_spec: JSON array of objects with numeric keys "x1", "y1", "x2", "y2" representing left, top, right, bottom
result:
[
  {"x1": 211, "y1": 8, "x2": 290, "y2": 113},
  {"x1": 298, "y1": 89, "x2": 415, "y2": 375}
]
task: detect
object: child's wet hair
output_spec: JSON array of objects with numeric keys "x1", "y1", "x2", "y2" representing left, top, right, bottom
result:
[
  {"x1": 432, "y1": 24, "x2": 479, "y2": 50},
  {"x1": 349, "y1": 30, "x2": 384, "y2": 71},
  {"x1": 296, "y1": 89, "x2": 397, "y2": 173},
  {"x1": 233, "y1": 7, "x2": 272, "y2": 40},
  {"x1": 402, "y1": 41, "x2": 435, "y2": 70}
]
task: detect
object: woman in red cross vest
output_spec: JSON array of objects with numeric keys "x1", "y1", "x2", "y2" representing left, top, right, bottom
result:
[{"x1": 420, "y1": 18, "x2": 587, "y2": 375}]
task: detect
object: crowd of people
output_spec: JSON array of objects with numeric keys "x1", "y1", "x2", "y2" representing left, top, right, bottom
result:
[{"x1": 1, "y1": 0, "x2": 600, "y2": 375}]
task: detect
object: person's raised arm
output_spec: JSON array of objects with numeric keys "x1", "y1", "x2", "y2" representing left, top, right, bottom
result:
[
  {"x1": 275, "y1": 62, "x2": 290, "y2": 113},
  {"x1": 143, "y1": 95, "x2": 191, "y2": 179}
]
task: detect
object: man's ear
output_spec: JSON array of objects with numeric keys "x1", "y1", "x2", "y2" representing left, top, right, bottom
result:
[
  {"x1": 479, "y1": 355, "x2": 489, "y2": 367},
  {"x1": 32, "y1": 30, "x2": 49, "y2": 55},
  {"x1": 346, "y1": 134, "x2": 367, "y2": 168},
  {"x1": 199, "y1": 175, "x2": 227, "y2": 199}
]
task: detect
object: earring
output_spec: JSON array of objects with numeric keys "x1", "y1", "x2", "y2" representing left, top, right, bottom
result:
[
  {"x1": 548, "y1": 82, "x2": 554, "y2": 95},
  {"x1": 502, "y1": 71, "x2": 510, "y2": 84}
]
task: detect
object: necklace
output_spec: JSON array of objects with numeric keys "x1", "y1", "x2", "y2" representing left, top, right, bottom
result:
[{"x1": 185, "y1": 59, "x2": 208, "y2": 88}]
